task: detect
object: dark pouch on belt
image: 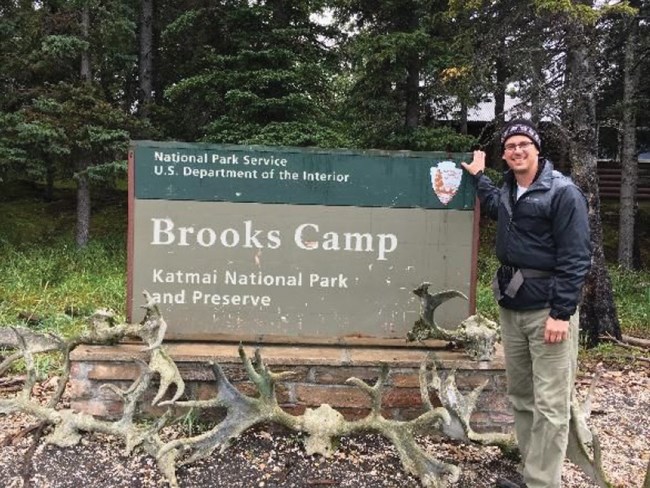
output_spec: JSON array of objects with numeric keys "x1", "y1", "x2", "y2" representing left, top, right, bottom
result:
[{"x1": 492, "y1": 266, "x2": 524, "y2": 300}]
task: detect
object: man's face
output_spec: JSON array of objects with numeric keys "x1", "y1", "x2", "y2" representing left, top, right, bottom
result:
[{"x1": 502, "y1": 135, "x2": 539, "y2": 175}]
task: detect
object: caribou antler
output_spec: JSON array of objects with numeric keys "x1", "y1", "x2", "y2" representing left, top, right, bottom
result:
[
  {"x1": 565, "y1": 370, "x2": 612, "y2": 487},
  {"x1": 425, "y1": 357, "x2": 514, "y2": 448},
  {"x1": 407, "y1": 284, "x2": 499, "y2": 361},
  {"x1": 157, "y1": 345, "x2": 302, "y2": 467},
  {"x1": 409, "y1": 284, "x2": 468, "y2": 342},
  {"x1": 343, "y1": 363, "x2": 459, "y2": 487},
  {"x1": 0, "y1": 294, "x2": 184, "y2": 486}
]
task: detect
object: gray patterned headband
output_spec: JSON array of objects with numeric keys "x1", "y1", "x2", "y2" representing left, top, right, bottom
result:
[{"x1": 500, "y1": 123, "x2": 541, "y2": 151}]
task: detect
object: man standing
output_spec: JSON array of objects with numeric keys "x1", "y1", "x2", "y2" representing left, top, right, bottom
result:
[{"x1": 461, "y1": 119, "x2": 591, "y2": 488}]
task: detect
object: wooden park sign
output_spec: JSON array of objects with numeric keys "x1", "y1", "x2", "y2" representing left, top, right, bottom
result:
[{"x1": 127, "y1": 141, "x2": 479, "y2": 342}]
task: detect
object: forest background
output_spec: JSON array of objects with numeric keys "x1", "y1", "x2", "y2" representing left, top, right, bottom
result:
[{"x1": 0, "y1": 0, "x2": 648, "y2": 352}]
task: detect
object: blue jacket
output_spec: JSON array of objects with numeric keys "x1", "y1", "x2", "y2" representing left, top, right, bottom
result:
[{"x1": 475, "y1": 159, "x2": 591, "y2": 319}]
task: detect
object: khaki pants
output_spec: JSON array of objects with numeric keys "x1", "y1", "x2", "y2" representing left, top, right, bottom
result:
[{"x1": 499, "y1": 307, "x2": 579, "y2": 488}]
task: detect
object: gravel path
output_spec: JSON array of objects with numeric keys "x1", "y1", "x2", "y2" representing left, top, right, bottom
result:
[{"x1": 0, "y1": 363, "x2": 648, "y2": 488}]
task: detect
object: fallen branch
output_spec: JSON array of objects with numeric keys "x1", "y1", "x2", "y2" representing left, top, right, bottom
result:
[
  {"x1": 20, "y1": 422, "x2": 46, "y2": 487},
  {"x1": 621, "y1": 334, "x2": 650, "y2": 349},
  {"x1": 0, "y1": 420, "x2": 42, "y2": 447},
  {"x1": 628, "y1": 356, "x2": 650, "y2": 364},
  {"x1": 0, "y1": 375, "x2": 25, "y2": 389},
  {"x1": 600, "y1": 333, "x2": 649, "y2": 353}
]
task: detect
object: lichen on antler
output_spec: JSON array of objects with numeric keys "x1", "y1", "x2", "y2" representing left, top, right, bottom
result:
[
  {"x1": 161, "y1": 348, "x2": 460, "y2": 488},
  {"x1": 137, "y1": 293, "x2": 168, "y2": 351},
  {"x1": 97, "y1": 360, "x2": 180, "y2": 486},
  {"x1": 407, "y1": 283, "x2": 499, "y2": 361},
  {"x1": 149, "y1": 348, "x2": 185, "y2": 405},
  {"x1": 0, "y1": 292, "x2": 185, "y2": 486},
  {"x1": 0, "y1": 313, "x2": 521, "y2": 488},
  {"x1": 342, "y1": 363, "x2": 460, "y2": 487},
  {"x1": 408, "y1": 284, "x2": 468, "y2": 343},
  {"x1": 0, "y1": 331, "x2": 173, "y2": 447},
  {"x1": 157, "y1": 345, "x2": 302, "y2": 468},
  {"x1": 424, "y1": 357, "x2": 514, "y2": 448}
]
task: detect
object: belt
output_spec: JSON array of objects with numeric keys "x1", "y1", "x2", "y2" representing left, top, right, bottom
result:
[
  {"x1": 519, "y1": 268, "x2": 553, "y2": 279},
  {"x1": 492, "y1": 267, "x2": 553, "y2": 300}
]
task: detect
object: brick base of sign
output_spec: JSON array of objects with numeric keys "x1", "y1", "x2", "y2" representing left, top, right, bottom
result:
[{"x1": 68, "y1": 342, "x2": 513, "y2": 433}]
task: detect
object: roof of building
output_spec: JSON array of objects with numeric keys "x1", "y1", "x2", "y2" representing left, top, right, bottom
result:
[
  {"x1": 466, "y1": 97, "x2": 529, "y2": 122},
  {"x1": 435, "y1": 95, "x2": 547, "y2": 123}
]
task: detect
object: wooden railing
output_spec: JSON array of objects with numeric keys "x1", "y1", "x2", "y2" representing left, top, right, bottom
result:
[{"x1": 597, "y1": 161, "x2": 650, "y2": 200}]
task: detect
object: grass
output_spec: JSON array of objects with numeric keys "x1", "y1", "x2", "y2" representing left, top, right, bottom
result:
[
  {"x1": 0, "y1": 180, "x2": 648, "y2": 346},
  {"x1": 607, "y1": 267, "x2": 650, "y2": 337},
  {"x1": 0, "y1": 238, "x2": 126, "y2": 333},
  {"x1": 0, "y1": 181, "x2": 127, "y2": 337}
]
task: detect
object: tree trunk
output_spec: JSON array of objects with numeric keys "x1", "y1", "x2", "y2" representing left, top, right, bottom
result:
[
  {"x1": 76, "y1": 3, "x2": 92, "y2": 248},
  {"x1": 566, "y1": 23, "x2": 622, "y2": 347},
  {"x1": 494, "y1": 41, "x2": 506, "y2": 125},
  {"x1": 404, "y1": 56, "x2": 420, "y2": 129},
  {"x1": 45, "y1": 158, "x2": 55, "y2": 202},
  {"x1": 75, "y1": 167, "x2": 91, "y2": 247},
  {"x1": 403, "y1": 7, "x2": 419, "y2": 131},
  {"x1": 138, "y1": 0, "x2": 154, "y2": 118},
  {"x1": 617, "y1": 16, "x2": 640, "y2": 269},
  {"x1": 459, "y1": 101, "x2": 468, "y2": 135},
  {"x1": 491, "y1": 44, "x2": 507, "y2": 169},
  {"x1": 80, "y1": 3, "x2": 91, "y2": 82},
  {"x1": 530, "y1": 59, "x2": 543, "y2": 126}
]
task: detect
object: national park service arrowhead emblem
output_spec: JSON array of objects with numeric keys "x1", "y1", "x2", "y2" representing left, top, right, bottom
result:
[{"x1": 430, "y1": 161, "x2": 462, "y2": 206}]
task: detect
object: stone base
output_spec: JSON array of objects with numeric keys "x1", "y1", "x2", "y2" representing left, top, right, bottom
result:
[{"x1": 69, "y1": 342, "x2": 513, "y2": 433}]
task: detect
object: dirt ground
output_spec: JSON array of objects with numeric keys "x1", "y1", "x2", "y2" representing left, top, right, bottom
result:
[{"x1": 0, "y1": 362, "x2": 648, "y2": 488}]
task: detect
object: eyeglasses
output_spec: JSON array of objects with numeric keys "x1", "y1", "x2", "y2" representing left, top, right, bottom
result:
[{"x1": 504, "y1": 141, "x2": 535, "y2": 152}]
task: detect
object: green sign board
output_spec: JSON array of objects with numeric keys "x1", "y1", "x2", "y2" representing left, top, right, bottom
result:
[{"x1": 128, "y1": 141, "x2": 478, "y2": 342}]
